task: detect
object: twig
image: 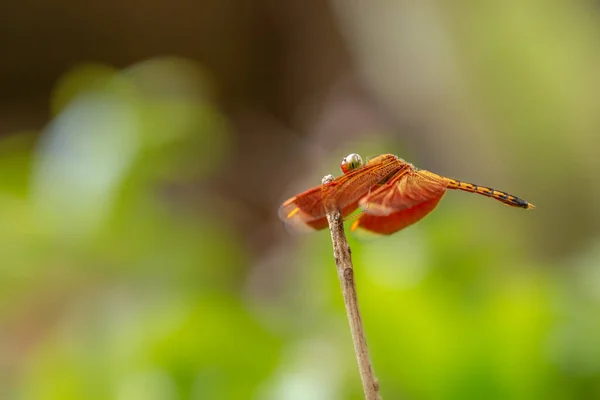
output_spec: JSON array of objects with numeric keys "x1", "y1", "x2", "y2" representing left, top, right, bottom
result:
[{"x1": 322, "y1": 175, "x2": 381, "y2": 400}]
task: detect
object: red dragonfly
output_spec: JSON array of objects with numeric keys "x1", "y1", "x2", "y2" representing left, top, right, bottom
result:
[{"x1": 279, "y1": 153, "x2": 534, "y2": 235}]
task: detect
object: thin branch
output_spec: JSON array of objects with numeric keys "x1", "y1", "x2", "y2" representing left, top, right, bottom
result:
[{"x1": 322, "y1": 175, "x2": 381, "y2": 400}]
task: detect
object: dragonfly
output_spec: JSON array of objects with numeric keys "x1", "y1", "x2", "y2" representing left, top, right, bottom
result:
[{"x1": 279, "y1": 153, "x2": 534, "y2": 235}]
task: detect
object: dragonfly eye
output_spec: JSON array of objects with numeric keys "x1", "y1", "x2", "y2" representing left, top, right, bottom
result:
[{"x1": 340, "y1": 153, "x2": 363, "y2": 175}]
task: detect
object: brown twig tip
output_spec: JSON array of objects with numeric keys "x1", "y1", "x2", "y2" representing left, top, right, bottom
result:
[
  {"x1": 322, "y1": 175, "x2": 381, "y2": 400},
  {"x1": 322, "y1": 174, "x2": 335, "y2": 184}
]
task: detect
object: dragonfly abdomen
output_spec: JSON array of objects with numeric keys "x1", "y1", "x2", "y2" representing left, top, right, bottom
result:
[{"x1": 445, "y1": 179, "x2": 534, "y2": 209}]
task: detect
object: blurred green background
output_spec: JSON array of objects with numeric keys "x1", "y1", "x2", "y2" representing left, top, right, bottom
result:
[{"x1": 1, "y1": 1, "x2": 600, "y2": 399}]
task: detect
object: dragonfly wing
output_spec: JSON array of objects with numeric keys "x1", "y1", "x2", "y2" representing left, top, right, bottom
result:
[
  {"x1": 279, "y1": 155, "x2": 404, "y2": 233},
  {"x1": 278, "y1": 185, "x2": 329, "y2": 232},
  {"x1": 353, "y1": 170, "x2": 447, "y2": 234},
  {"x1": 353, "y1": 195, "x2": 445, "y2": 235}
]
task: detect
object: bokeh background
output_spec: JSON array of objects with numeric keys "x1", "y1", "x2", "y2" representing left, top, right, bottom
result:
[{"x1": 1, "y1": 1, "x2": 600, "y2": 399}]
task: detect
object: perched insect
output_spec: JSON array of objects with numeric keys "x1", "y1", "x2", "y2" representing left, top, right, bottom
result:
[{"x1": 279, "y1": 153, "x2": 534, "y2": 235}]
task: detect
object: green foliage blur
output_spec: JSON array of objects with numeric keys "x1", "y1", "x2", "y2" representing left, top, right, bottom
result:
[
  {"x1": 0, "y1": 58, "x2": 283, "y2": 400},
  {"x1": 2, "y1": 2, "x2": 600, "y2": 400}
]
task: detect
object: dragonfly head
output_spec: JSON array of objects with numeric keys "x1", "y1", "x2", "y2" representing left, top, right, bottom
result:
[{"x1": 340, "y1": 153, "x2": 364, "y2": 175}]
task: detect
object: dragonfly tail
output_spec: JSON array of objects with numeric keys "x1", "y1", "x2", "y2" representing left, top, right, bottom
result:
[{"x1": 445, "y1": 178, "x2": 534, "y2": 209}]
